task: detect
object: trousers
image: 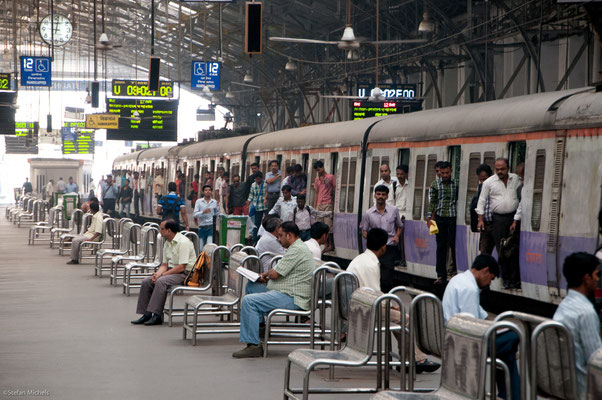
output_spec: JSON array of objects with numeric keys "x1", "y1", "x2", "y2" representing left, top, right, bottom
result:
[
  {"x1": 492, "y1": 213, "x2": 521, "y2": 284},
  {"x1": 379, "y1": 244, "x2": 400, "y2": 293},
  {"x1": 198, "y1": 226, "x2": 213, "y2": 250},
  {"x1": 479, "y1": 221, "x2": 496, "y2": 255},
  {"x1": 240, "y1": 284, "x2": 301, "y2": 345},
  {"x1": 136, "y1": 273, "x2": 186, "y2": 315},
  {"x1": 494, "y1": 331, "x2": 521, "y2": 400},
  {"x1": 435, "y1": 216, "x2": 456, "y2": 280},
  {"x1": 70, "y1": 235, "x2": 99, "y2": 261}
]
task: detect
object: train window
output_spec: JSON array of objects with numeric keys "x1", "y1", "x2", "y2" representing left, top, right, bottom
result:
[
  {"x1": 340, "y1": 158, "x2": 349, "y2": 213},
  {"x1": 423, "y1": 155, "x2": 438, "y2": 218},
  {"x1": 465, "y1": 153, "x2": 482, "y2": 224},
  {"x1": 210, "y1": 160, "x2": 216, "y2": 176},
  {"x1": 448, "y1": 146, "x2": 461, "y2": 182},
  {"x1": 302, "y1": 154, "x2": 309, "y2": 172},
  {"x1": 276, "y1": 155, "x2": 283, "y2": 168},
  {"x1": 261, "y1": 160, "x2": 267, "y2": 176},
  {"x1": 330, "y1": 152, "x2": 338, "y2": 176},
  {"x1": 245, "y1": 162, "x2": 250, "y2": 178},
  {"x1": 348, "y1": 157, "x2": 357, "y2": 212},
  {"x1": 226, "y1": 159, "x2": 231, "y2": 175},
  {"x1": 508, "y1": 141, "x2": 526, "y2": 172},
  {"x1": 291, "y1": 159, "x2": 297, "y2": 166},
  {"x1": 483, "y1": 151, "x2": 496, "y2": 168},
  {"x1": 531, "y1": 150, "x2": 546, "y2": 231},
  {"x1": 413, "y1": 156, "x2": 426, "y2": 220},
  {"x1": 370, "y1": 158, "x2": 380, "y2": 194},
  {"x1": 284, "y1": 159, "x2": 291, "y2": 171},
  {"x1": 398, "y1": 149, "x2": 410, "y2": 168}
]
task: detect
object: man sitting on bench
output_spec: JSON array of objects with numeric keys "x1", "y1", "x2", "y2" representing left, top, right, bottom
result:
[{"x1": 66, "y1": 201, "x2": 103, "y2": 265}]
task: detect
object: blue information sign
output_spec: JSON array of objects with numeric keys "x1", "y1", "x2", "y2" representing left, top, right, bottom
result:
[
  {"x1": 191, "y1": 61, "x2": 221, "y2": 91},
  {"x1": 20, "y1": 56, "x2": 52, "y2": 87}
]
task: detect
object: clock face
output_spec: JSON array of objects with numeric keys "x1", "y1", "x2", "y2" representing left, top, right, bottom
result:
[{"x1": 39, "y1": 14, "x2": 73, "y2": 46}]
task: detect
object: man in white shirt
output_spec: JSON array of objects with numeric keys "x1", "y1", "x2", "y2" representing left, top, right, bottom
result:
[
  {"x1": 268, "y1": 185, "x2": 296, "y2": 222},
  {"x1": 214, "y1": 167, "x2": 225, "y2": 213},
  {"x1": 373, "y1": 164, "x2": 399, "y2": 206},
  {"x1": 476, "y1": 158, "x2": 522, "y2": 289},
  {"x1": 394, "y1": 165, "x2": 410, "y2": 267},
  {"x1": 66, "y1": 202, "x2": 103, "y2": 264},
  {"x1": 45, "y1": 180, "x2": 55, "y2": 205},
  {"x1": 304, "y1": 222, "x2": 329, "y2": 260},
  {"x1": 553, "y1": 252, "x2": 602, "y2": 398},
  {"x1": 442, "y1": 254, "x2": 519, "y2": 400},
  {"x1": 56, "y1": 177, "x2": 66, "y2": 193},
  {"x1": 292, "y1": 195, "x2": 316, "y2": 241}
]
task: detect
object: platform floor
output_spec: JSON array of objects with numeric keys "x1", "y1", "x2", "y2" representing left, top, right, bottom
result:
[{"x1": 0, "y1": 214, "x2": 440, "y2": 400}]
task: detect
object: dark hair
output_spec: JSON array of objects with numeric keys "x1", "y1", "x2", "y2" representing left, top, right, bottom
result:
[
  {"x1": 293, "y1": 164, "x2": 303, "y2": 172},
  {"x1": 367, "y1": 228, "x2": 388, "y2": 251},
  {"x1": 435, "y1": 161, "x2": 445, "y2": 169},
  {"x1": 168, "y1": 182, "x2": 177, "y2": 192},
  {"x1": 313, "y1": 160, "x2": 324, "y2": 169},
  {"x1": 194, "y1": 174, "x2": 199, "y2": 179},
  {"x1": 280, "y1": 221, "x2": 300, "y2": 237},
  {"x1": 495, "y1": 158, "x2": 510, "y2": 168},
  {"x1": 89, "y1": 197, "x2": 99, "y2": 203},
  {"x1": 281, "y1": 184, "x2": 292, "y2": 193},
  {"x1": 124, "y1": 179, "x2": 130, "y2": 184},
  {"x1": 202, "y1": 185, "x2": 212, "y2": 192},
  {"x1": 471, "y1": 254, "x2": 500, "y2": 277},
  {"x1": 297, "y1": 194, "x2": 306, "y2": 201},
  {"x1": 476, "y1": 164, "x2": 493, "y2": 176},
  {"x1": 254, "y1": 171, "x2": 263, "y2": 179},
  {"x1": 223, "y1": 172, "x2": 229, "y2": 178},
  {"x1": 163, "y1": 219, "x2": 179, "y2": 233},
  {"x1": 262, "y1": 216, "x2": 281, "y2": 233},
  {"x1": 563, "y1": 252, "x2": 600, "y2": 288},
  {"x1": 269, "y1": 160, "x2": 279, "y2": 167},
  {"x1": 310, "y1": 222, "x2": 329, "y2": 239},
  {"x1": 250, "y1": 162, "x2": 259, "y2": 168},
  {"x1": 374, "y1": 184, "x2": 390, "y2": 194},
  {"x1": 439, "y1": 161, "x2": 452, "y2": 170},
  {"x1": 396, "y1": 165, "x2": 408, "y2": 174},
  {"x1": 89, "y1": 202, "x2": 100, "y2": 213},
  {"x1": 285, "y1": 166, "x2": 294, "y2": 174}
]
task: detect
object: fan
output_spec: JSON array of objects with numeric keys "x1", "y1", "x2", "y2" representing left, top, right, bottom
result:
[{"x1": 95, "y1": 33, "x2": 122, "y2": 50}]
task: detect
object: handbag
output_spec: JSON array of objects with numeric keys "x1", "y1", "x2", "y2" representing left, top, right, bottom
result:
[
  {"x1": 249, "y1": 204, "x2": 256, "y2": 217},
  {"x1": 185, "y1": 251, "x2": 209, "y2": 287}
]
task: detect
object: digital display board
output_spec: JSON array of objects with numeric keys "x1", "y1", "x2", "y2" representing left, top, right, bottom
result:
[
  {"x1": 0, "y1": 91, "x2": 16, "y2": 134},
  {"x1": 191, "y1": 61, "x2": 221, "y2": 90},
  {"x1": 0, "y1": 73, "x2": 11, "y2": 90},
  {"x1": 111, "y1": 79, "x2": 174, "y2": 98},
  {"x1": 20, "y1": 56, "x2": 52, "y2": 86},
  {"x1": 357, "y1": 83, "x2": 417, "y2": 99},
  {"x1": 5, "y1": 122, "x2": 39, "y2": 154},
  {"x1": 352, "y1": 100, "x2": 423, "y2": 120},
  {"x1": 61, "y1": 122, "x2": 95, "y2": 154},
  {"x1": 106, "y1": 98, "x2": 178, "y2": 141}
]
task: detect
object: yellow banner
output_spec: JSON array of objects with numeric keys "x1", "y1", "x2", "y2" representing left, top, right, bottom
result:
[{"x1": 85, "y1": 114, "x2": 119, "y2": 129}]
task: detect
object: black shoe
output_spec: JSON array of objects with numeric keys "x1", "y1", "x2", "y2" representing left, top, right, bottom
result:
[
  {"x1": 503, "y1": 282, "x2": 512, "y2": 289},
  {"x1": 131, "y1": 313, "x2": 152, "y2": 325},
  {"x1": 66, "y1": 260, "x2": 79, "y2": 265},
  {"x1": 510, "y1": 282, "x2": 522, "y2": 290},
  {"x1": 143, "y1": 314, "x2": 163, "y2": 326},
  {"x1": 415, "y1": 359, "x2": 441, "y2": 374},
  {"x1": 433, "y1": 278, "x2": 446, "y2": 285}
]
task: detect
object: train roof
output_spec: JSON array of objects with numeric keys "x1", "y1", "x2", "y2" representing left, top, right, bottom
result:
[
  {"x1": 369, "y1": 87, "x2": 596, "y2": 143},
  {"x1": 178, "y1": 133, "x2": 260, "y2": 159},
  {"x1": 245, "y1": 117, "x2": 387, "y2": 152}
]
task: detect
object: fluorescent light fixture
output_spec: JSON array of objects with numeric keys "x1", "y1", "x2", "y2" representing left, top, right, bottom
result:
[
  {"x1": 285, "y1": 58, "x2": 297, "y2": 71},
  {"x1": 131, "y1": 64, "x2": 149, "y2": 72},
  {"x1": 168, "y1": 1, "x2": 194, "y2": 16},
  {"x1": 418, "y1": 12, "x2": 435, "y2": 33},
  {"x1": 340, "y1": 26, "x2": 356, "y2": 42},
  {"x1": 243, "y1": 71, "x2": 253, "y2": 83},
  {"x1": 99, "y1": 32, "x2": 109, "y2": 44},
  {"x1": 226, "y1": 91, "x2": 234, "y2": 98}
]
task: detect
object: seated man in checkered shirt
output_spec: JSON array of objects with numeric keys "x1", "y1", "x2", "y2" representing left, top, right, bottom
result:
[{"x1": 233, "y1": 221, "x2": 315, "y2": 358}]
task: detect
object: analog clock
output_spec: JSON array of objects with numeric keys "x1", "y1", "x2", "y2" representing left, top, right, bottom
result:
[{"x1": 39, "y1": 14, "x2": 73, "y2": 46}]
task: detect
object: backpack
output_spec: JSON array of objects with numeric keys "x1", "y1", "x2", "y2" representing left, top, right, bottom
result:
[
  {"x1": 184, "y1": 251, "x2": 209, "y2": 287},
  {"x1": 161, "y1": 195, "x2": 181, "y2": 223},
  {"x1": 469, "y1": 184, "x2": 482, "y2": 233}
]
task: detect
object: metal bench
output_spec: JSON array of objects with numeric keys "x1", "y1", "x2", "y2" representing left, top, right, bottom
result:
[
  {"x1": 122, "y1": 235, "x2": 165, "y2": 296},
  {"x1": 50, "y1": 208, "x2": 80, "y2": 248},
  {"x1": 58, "y1": 213, "x2": 93, "y2": 255},
  {"x1": 76, "y1": 217, "x2": 117, "y2": 263},
  {"x1": 109, "y1": 224, "x2": 151, "y2": 285},
  {"x1": 95, "y1": 221, "x2": 135, "y2": 277},
  {"x1": 28, "y1": 206, "x2": 61, "y2": 245},
  {"x1": 588, "y1": 348, "x2": 602, "y2": 399}
]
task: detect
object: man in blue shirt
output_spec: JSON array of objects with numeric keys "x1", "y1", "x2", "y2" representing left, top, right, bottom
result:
[
  {"x1": 100, "y1": 175, "x2": 119, "y2": 217},
  {"x1": 65, "y1": 177, "x2": 78, "y2": 194},
  {"x1": 264, "y1": 160, "x2": 283, "y2": 211},
  {"x1": 157, "y1": 182, "x2": 190, "y2": 231},
  {"x1": 554, "y1": 252, "x2": 601, "y2": 398},
  {"x1": 193, "y1": 185, "x2": 219, "y2": 249}
]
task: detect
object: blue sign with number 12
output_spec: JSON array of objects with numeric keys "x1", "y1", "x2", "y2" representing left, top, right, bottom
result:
[
  {"x1": 191, "y1": 61, "x2": 221, "y2": 91},
  {"x1": 21, "y1": 56, "x2": 52, "y2": 87}
]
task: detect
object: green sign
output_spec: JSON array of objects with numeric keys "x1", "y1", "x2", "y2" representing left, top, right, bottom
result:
[
  {"x1": 0, "y1": 73, "x2": 10, "y2": 90},
  {"x1": 111, "y1": 79, "x2": 173, "y2": 98}
]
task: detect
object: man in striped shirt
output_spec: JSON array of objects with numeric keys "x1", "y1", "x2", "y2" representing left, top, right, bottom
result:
[
  {"x1": 553, "y1": 252, "x2": 601, "y2": 398},
  {"x1": 246, "y1": 171, "x2": 266, "y2": 243},
  {"x1": 233, "y1": 222, "x2": 315, "y2": 358},
  {"x1": 426, "y1": 162, "x2": 458, "y2": 284}
]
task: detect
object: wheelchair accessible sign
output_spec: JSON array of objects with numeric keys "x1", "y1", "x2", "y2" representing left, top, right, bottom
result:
[
  {"x1": 21, "y1": 56, "x2": 52, "y2": 87},
  {"x1": 191, "y1": 61, "x2": 221, "y2": 91}
]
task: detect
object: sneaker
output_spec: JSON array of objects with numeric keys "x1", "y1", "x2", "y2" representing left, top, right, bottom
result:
[{"x1": 232, "y1": 344, "x2": 263, "y2": 358}]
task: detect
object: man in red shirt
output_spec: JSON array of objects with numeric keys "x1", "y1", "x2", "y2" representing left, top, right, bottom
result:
[{"x1": 313, "y1": 160, "x2": 336, "y2": 252}]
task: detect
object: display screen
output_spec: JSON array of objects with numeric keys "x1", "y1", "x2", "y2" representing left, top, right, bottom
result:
[
  {"x1": 5, "y1": 122, "x2": 38, "y2": 154},
  {"x1": 106, "y1": 98, "x2": 178, "y2": 141},
  {"x1": 62, "y1": 122, "x2": 95, "y2": 154},
  {"x1": 0, "y1": 92, "x2": 16, "y2": 134},
  {"x1": 356, "y1": 83, "x2": 417, "y2": 99},
  {"x1": 0, "y1": 73, "x2": 11, "y2": 90},
  {"x1": 111, "y1": 79, "x2": 174, "y2": 98},
  {"x1": 352, "y1": 100, "x2": 423, "y2": 120}
]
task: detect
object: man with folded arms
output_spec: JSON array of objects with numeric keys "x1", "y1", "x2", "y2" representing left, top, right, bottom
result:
[
  {"x1": 131, "y1": 219, "x2": 196, "y2": 326},
  {"x1": 233, "y1": 221, "x2": 315, "y2": 358}
]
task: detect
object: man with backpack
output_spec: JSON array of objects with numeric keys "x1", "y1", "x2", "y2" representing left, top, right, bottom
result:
[{"x1": 157, "y1": 182, "x2": 190, "y2": 231}]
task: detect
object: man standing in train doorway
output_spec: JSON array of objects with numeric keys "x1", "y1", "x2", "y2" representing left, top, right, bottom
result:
[
  {"x1": 372, "y1": 164, "x2": 398, "y2": 206},
  {"x1": 360, "y1": 185, "x2": 402, "y2": 292},
  {"x1": 153, "y1": 169, "x2": 164, "y2": 216},
  {"x1": 476, "y1": 158, "x2": 522, "y2": 289},
  {"x1": 426, "y1": 162, "x2": 458, "y2": 285},
  {"x1": 313, "y1": 160, "x2": 336, "y2": 252},
  {"x1": 265, "y1": 160, "x2": 283, "y2": 212}
]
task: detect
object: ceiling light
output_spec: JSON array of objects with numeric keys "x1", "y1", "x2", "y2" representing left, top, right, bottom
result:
[
  {"x1": 418, "y1": 12, "x2": 435, "y2": 33},
  {"x1": 85, "y1": 94, "x2": 92, "y2": 104},
  {"x1": 98, "y1": 32, "x2": 110, "y2": 45},
  {"x1": 243, "y1": 71, "x2": 253, "y2": 83},
  {"x1": 285, "y1": 58, "x2": 297, "y2": 71},
  {"x1": 340, "y1": 25, "x2": 356, "y2": 42},
  {"x1": 346, "y1": 50, "x2": 359, "y2": 61}
]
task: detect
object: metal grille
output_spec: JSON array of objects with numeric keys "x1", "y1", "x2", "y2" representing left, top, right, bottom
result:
[
  {"x1": 483, "y1": 151, "x2": 496, "y2": 168},
  {"x1": 531, "y1": 150, "x2": 546, "y2": 231},
  {"x1": 423, "y1": 154, "x2": 438, "y2": 218}
]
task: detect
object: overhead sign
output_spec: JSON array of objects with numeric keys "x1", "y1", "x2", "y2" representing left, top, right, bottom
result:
[
  {"x1": 85, "y1": 113, "x2": 119, "y2": 129},
  {"x1": 0, "y1": 91, "x2": 16, "y2": 134},
  {"x1": 5, "y1": 121, "x2": 39, "y2": 154},
  {"x1": 352, "y1": 100, "x2": 423, "y2": 120},
  {"x1": 191, "y1": 61, "x2": 221, "y2": 90},
  {"x1": 357, "y1": 83, "x2": 417, "y2": 100},
  {"x1": 196, "y1": 108, "x2": 215, "y2": 121},
  {"x1": 62, "y1": 122, "x2": 95, "y2": 154},
  {"x1": 0, "y1": 73, "x2": 11, "y2": 90},
  {"x1": 65, "y1": 106, "x2": 85, "y2": 120},
  {"x1": 106, "y1": 98, "x2": 178, "y2": 141},
  {"x1": 20, "y1": 56, "x2": 52, "y2": 87},
  {"x1": 111, "y1": 79, "x2": 174, "y2": 98}
]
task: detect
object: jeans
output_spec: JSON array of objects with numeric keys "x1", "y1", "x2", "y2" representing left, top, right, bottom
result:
[
  {"x1": 103, "y1": 198, "x2": 116, "y2": 217},
  {"x1": 494, "y1": 331, "x2": 520, "y2": 400},
  {"x1": 252, "y1": 210, "x2": 265, "y2": 243},
  {"x1": 120, "y1": 202, "x2": 131, "y2": 218},
  {"x1": 435, "y1": 216, "x2": 456, "y2": 280},
  {"x1": 240, "y1": 287, "x2": 301, "y2": 345},
  {"x1": 134, "y1": 190, "x2": 140, "y2": 216},
  {"x1": 198, "y1": 226, "x2": 213, "y2": 250}
]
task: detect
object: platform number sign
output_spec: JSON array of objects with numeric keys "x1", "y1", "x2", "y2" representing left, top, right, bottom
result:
[
  {"x1": 20, "y1": 56, "x2": 52, "y2": 87},
  {"x1": 0, "y1": 73, "x2": 10, "y2": 90},
  {"x1": 191, "y1": 61, "x2": 221, "y2": 91}
]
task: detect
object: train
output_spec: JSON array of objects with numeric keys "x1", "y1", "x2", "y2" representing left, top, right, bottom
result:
[{"x1": 113, "y1": 86, "x2": 602, "y2": 311}]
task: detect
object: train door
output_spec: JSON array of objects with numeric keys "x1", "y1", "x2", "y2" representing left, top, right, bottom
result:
[{"x1": 308, "y1": 157, "x2": 325, "y2": 207}]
